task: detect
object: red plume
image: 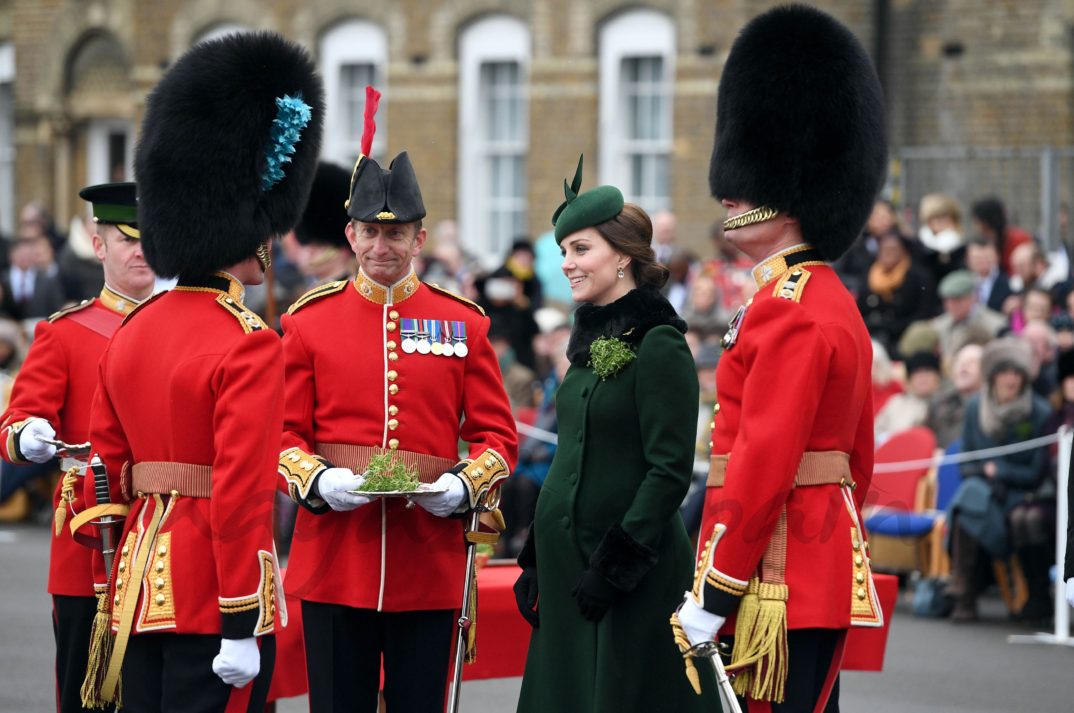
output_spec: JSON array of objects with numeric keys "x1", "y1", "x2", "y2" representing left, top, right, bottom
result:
[{"x1": 360, "y1": 85, "x2": 382, "y2": 158}]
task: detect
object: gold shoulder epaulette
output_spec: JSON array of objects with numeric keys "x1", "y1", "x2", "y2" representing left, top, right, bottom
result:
[
  {"x1": 425, "y1": 282, "x2": 486, "y2": 316},
  {"x1": 772, "y1": 267, "x2": 811, "y2": 303},
  {"x1": 121, "y1": 292, "x2": 166, "y2": 326},
  {"x1": 287, "y1": 280, "x2": 348, "y2": 315},
  {"x1": 214, "y1": 293, "x2": 267, "y2": 333},
  {"x1": 47, "y1": 299, "x2": 94, "y2": 323}
]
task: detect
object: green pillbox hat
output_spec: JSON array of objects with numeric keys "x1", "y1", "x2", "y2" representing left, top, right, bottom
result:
[{"x1": 551, "y1": 155, "x2": 624, "y2": 243}]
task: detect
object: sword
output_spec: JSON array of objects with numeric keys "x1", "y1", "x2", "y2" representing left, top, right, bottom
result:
[
  {"x1": 445, "y1": 489, "x2": 499, "y2": 713},
  {"x1": 89, "y1": 455, "x2": 120, "y2": 578},
  {"x1": 688, "y1": 640, "x2": 743, "y2": 713},
  {"x1": 40, "y1": 437, "x2": 92, "y2": 460}
]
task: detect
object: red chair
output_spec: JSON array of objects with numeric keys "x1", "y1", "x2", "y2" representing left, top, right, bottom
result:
[{"x1": 863, "y1": 426, "x2": 937, "y2": 572}]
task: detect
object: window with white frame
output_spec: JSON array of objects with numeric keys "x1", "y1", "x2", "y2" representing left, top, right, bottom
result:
[
  {"x1": 319, "y1": 20, "x2": 386, "y2": 167},
  {"x1": 599, "y1": 10, "x2": 674, "y2": 214},
  {"x1": 86, "y1": 119, "x2": 133, "y2": 185},
  {"x1": 459, "y1": 16, "x2": 530, "y2": 265}
]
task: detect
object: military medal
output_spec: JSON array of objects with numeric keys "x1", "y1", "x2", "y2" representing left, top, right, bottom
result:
[
  {"x1": 430, "y1": 320, "x2": 444, "y2": 356},
  {"x1": 441, "y1": 321, "x2": 456, "y2": 357},
  {"x1": 416, "y1": 319, "x2": 431, "y2": 355},
  {"x1": 401, "y1": 318, "x2": 418, "y2": 354},
  {"x1": 452, "y1": 320, "x2": 468, "y2": 357}
]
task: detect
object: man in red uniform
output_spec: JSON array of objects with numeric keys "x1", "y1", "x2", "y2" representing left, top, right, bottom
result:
[
  {"x1": 84, "y1": 33, "x2": 322, "y2": 713},
  {"x1": 672, "y1": 6, "x2": 888, "y2": 713},
  {"x1": 0, "y1": 181, "x2": 153, "y2": 713},
  {"x1": 278, "y1": 91, "x2": 517, "y2": 713}
]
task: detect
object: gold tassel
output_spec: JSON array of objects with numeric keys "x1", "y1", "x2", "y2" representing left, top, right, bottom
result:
[
  {"x1": 54, "y1": 468, "x2": 78, "y2": 537},
  {"x1": 729, "y1": 580, "x2": 789, "y2": 703},
  {"x1": 80, "y1": 593, "x2": 121, "y2": 709},
  {"x1": 729, "y1": 578, "x2": 761, "y2": 697}
]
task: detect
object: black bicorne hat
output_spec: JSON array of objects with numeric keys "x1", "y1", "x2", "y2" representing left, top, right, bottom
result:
[
  {"x1": 136, "y1": 32, "x2": 324, "y2": 277},
  {"x1": 709, "y1": 4, "x2": 887, "y2": 261},
  {"x1": 295, "y1": 162, "x2": 351, "y2": 248},
  {"x1": 346, "y1": 151, "x2": 426, "y2": 224}
]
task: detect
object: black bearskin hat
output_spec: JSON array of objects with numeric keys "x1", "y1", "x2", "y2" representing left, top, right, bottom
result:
[
  {"x1": 709, "y1": 4, "x2": 887, "y2": 260},
  {"x1": 136, "y1": 32, "x2": 324, "y2": 277},
  {"x1": 295, "y1": 162, "x2": 351, "y2": 248}
]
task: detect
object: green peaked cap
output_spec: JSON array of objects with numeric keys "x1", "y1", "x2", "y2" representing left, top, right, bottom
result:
[{"x1": 551, "y1": 155, "x2": 624, "y2": 243}]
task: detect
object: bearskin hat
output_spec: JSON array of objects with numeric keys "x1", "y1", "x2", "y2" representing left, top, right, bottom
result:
[
  {"x1": 709, "y1": 4, "x2": 887, "y2": 261},
  {"x1": 136, "y1": 32, "x2": 324, "y2": 277},
  {"x1": 295, "y1": 162, "x2": 351, "y2": 248}
]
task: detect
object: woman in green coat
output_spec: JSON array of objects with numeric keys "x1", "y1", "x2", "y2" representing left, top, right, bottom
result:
[{"x1": 514, "y1": 164, "x2": 721, "y2": 712}]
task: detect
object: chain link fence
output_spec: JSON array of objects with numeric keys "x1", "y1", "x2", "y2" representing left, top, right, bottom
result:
[{"x1": 891, "y1": 146, "x2": 1074, "y2": 251}]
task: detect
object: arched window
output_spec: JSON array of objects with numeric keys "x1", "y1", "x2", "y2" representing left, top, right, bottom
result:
[
  {"x1": 458, "y1": 15, "x2": 530, "y2": 264},
  {"x1": 599, "y1": 10, "x2": 675, "y2": 214},
  {"x1": 319, "y1": 20, "x2": 387, "y2": 167},
  {"x1": 0, "y1": 42, "x2": 13, "y2": 237}
]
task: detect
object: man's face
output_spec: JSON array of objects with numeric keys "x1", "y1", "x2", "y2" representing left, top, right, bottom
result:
[
  {"x1": 966, "y1": 243, "x2": 997, "y2": 277},
  {"x1": 951, "y1": 345, "x2": 983, "y2": 394},
  {"x1": 720, "y1": 198, "x2": 795, "y2": 261},
  {"x1": 943, "y1": 293, "x2": 975, "y2": 322},
  {"x1": 93, "y1": 225, "x2": 155, "y2": 296},
  {"x1": 1023, "y1": 291, "x2": 1052, "y2": 323},
  {"x1": 346, "y1": 221, "x2": 426, "y2": 285},
  {"x1": 10, "y1": 240, "x2": 36, "y2": 270}
]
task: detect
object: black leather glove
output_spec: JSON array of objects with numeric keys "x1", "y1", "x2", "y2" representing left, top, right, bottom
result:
[
  {"x1": 571, "y1": 568, "x2": 619, "y2": 622},
  {"x1": 513, "y1": 567, "x2": 540, "y2": 628}
]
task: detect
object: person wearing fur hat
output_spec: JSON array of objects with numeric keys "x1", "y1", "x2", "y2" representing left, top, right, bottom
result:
[
  {"x1": 0, "y1": 181, "x2": 153, "y2": 713},
  {"x1": 947, "y1": 337, "x2": 1053, "y2": 622},
  {"x1": 82, "y1": 33, "x2": 323, "y2": 712},
  {"x1": 513, "y1": 157, "x2": 720, "y2": 713},
  {"x1": 277, "y1": 86, "x2": 516, "y2": 713},
  {"x1": 671, "y1": 6, "x2": 887, "y2": 712},
  {"x1": 290, "y1": 161, "x2": 356, "y2": 287}
]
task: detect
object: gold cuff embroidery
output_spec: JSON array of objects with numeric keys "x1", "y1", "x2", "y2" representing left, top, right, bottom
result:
[
  {"x1": 456, "y1": 448, "x2": 509, "y2": 509},
  {"x1": 218, "y1": 550, "x2": 277, "y2": 636},
  {"x1": 6, "y1": 419, "x2": 29, "y2": 464},
  {"x1": 278, "y1": 447, "x2": 327, "y2": 501}
]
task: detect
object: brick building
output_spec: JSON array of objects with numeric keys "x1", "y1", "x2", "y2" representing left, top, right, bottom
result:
[{"x1": 0, "y1": 0, "x2": 1072, "y2": 259}]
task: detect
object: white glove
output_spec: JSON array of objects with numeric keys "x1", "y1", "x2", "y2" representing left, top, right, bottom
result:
[
  {"x1": 1066, "y1": 577, "x2": 1074, "y2": 609},
  {"x1": 212, "y1": 637, "x2": 260, "y2": 687},
  {"x1": 19, "y1": 418, "x2": 56, "y2": 463},
  {"x1": 315, "y1": 468, "x2": 371, "y2": 512},
  {"x1": 677, "y1": 595, "x2": 726, "y2": 649},
  {"x1": 417, "y1": 473, "x2": 468, "y2": 517}
]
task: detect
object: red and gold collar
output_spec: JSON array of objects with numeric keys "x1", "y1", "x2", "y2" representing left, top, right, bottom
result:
[
  {"x1": 99, "y1": 284, "x2": 144, "y2": 316},
  {"x1": 353, "y1": 269, "x2": 420, "y2": 305},
  {"x1": 751, "y1": 244, "x2": 825, "y2": 288}
]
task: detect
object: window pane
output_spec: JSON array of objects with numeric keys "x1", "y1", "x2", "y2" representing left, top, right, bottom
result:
[
  {"x1": 620, "y1": 54, "x2": 670, "y2": 210},
  {"x1": 340, "y1": 63, "x2": 376, "y2": 140}
]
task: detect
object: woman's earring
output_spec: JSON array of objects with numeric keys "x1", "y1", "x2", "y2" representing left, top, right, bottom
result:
[{"x1": 617, "y1": 266, "x2": 625, "y2": 279}]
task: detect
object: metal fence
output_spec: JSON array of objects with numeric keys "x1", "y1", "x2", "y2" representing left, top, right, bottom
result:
[{"x1": 892, "y1": 146, "x2": 1074, "y2": 250}]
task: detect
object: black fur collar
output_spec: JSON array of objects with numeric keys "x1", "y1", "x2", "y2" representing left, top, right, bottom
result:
[{"x1": 567, "y1": 286, "x2": 687, "y2": 367}]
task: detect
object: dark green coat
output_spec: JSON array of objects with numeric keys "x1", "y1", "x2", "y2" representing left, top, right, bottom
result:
[{"x1": 517, "y1": 288, "x2": 721, "y2": 713}]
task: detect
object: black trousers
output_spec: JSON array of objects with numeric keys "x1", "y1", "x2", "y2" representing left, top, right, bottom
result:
[
  {"x1": 122, "y1": 633, "x2": 275, "y2": 713},
  {"x1": 302, "y1": 602, "x2": 455, "y2": 713},
  {"x1": 53, "y1": 594, "x2": 113, "y2": 713},
  {"x1": 724, "y1": 628, "x2": 842, "y2": 713}
]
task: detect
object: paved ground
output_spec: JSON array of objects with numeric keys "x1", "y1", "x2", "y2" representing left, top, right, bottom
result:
[{"x1": 3, "y1": 522, "x2": 1073, "y2": 712}]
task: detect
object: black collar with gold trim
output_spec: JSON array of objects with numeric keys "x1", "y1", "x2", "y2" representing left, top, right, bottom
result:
[
  {"x1": 98, "y1": 285, "x2": 143, "y2": 316},
  {"x1": 751, "y1": 245, "x2": 825, "y2": 288},
  {"x1": 353, "y1": 269, "x2": 420, "y2": 305},
  {"x1": 175, "y1": 272, "x2": 245, "y2": 302}
]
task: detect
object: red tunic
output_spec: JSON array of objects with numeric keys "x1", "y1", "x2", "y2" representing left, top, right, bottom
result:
[
  {"x1": 87, "y1": 273, "x2": 282, "y2": 638},
  {"x1": 0, "y1": 288, "x2": 134, "y2": 596},
  {"x1": 280, "y1": 269, "x2": 517, "y2": 611},
  {"x1": 698, "y1": 246, "x2": 883, "y2": 631}
]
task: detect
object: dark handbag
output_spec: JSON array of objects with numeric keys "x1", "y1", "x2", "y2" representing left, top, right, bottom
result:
[{"x1": 912, "y1": 576, "x2": 953, "y2": 618}]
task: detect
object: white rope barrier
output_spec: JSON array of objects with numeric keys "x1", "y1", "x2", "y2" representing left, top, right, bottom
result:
[
  {"x1": 517, "y1": 420, "x2": 1065, "y2": 471},
  {"x1": 873, "y1": 432, "x2": 1062, "y2": 472}
]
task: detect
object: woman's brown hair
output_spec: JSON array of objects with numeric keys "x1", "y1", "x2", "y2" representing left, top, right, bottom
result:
[{"x1": 593, "y1": 203, "x2": 670, "y2": 288}]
